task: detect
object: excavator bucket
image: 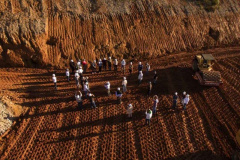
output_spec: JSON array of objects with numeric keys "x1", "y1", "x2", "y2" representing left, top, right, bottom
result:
[{"x1": 195, "y1": 71, "x2": 223, "y2": 86}]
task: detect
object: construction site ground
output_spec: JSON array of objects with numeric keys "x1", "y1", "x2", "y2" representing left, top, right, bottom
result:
[{"x1": 0, "y1": 47, "x2": 240, "y2": 159}]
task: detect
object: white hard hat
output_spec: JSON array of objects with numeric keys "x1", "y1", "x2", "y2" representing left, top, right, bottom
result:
[
  {"x1": 107, "y1": 81, "x2": 110, "y2": 84},
  {"x1": 76, "y1": 95, "x2": 80, "y2": 98},
  {"x1": 129, "y1": 104, "x2": 132, "y2": 107},
  {"x1": 89, "y1": 93, "x2": 92, "y2": 96},
  {"x1": 139, "y1": 71, "x2": 142, "y2": 74},
  {"x1": 175, "y1": 92, "x2": 178, "y2": 95},
  {"x1": 187, "y1": 94, "x2": 190, "y2": 97},
  {"x1": 139, "y1": 62, "x2": 141, "y2": 65},
  {"x1": 85, "y1": 82, "x2": 88, "y2": 84},
  {"x1": 75, "y1": 70, "x2": 78, "y2": 73},
  {"x1": 66, "y1": 68, "x2": 69, "y2": 70},
  {"x1": 104, "y1": 58, "x2": 106, "y2": 60},
  {"x1": 109, "y1": 57, "x2": 111, "y2": 59},
  {"x1": 99, "y1": 59, "x2": 102, "y2": 61},
  {"x1": 115, "y1": 59, "x2": 117, "y2": 61},
  {"x1": 130, "y1": 62, "x2": 132, "y2": 65},
  {"x1": 117, "y1": 87, "x2": 120, "y2": 90},
  {"x1": 80, "y1": 66, "x2": 82, "y2": 68},
  {"x1": 154, "y1": 71, "x2": 157, "y2": 74},
  {"x1": 71, "y1": 59, "x2": 73, "y2": 62},
  {"x1": 94, "y1": 60, "x2": 96, "y2": 62},
  {"x1": 52, "y1": 74, "x2": 55, "y2": 77},
  {"x1": 183, "y1": 91, "x2": 186, "y2": 95},
  {"x1": 123, "y1": 77, "x2": 126, "y2": 80}
]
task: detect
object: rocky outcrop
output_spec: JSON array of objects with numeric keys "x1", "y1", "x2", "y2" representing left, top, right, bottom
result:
[{"x1": 0, "y1": 0, "x2": 240, "y2": 68}]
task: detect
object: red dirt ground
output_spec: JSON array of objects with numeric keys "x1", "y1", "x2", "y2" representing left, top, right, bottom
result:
[{"x1": 0, "y1": 47, "x2": 240, "y2": 159}]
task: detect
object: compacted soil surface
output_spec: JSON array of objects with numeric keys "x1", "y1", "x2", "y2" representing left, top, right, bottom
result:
[{"x1": 0, "y1": 47, "x2": 240, "y2": 159}]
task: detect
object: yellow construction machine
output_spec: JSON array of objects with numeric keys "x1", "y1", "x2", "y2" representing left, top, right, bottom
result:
[{"x1": 192, "y1": 54, "x2": 222, "y2": 86}]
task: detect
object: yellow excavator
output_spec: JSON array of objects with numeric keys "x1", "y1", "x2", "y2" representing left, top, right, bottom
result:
[{"x1": 192, "y1": 54, "x2": 222, "y2": 86}]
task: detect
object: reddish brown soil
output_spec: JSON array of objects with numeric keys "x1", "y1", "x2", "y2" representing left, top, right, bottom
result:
[{"x1": 1, "y1": 47, "x2": 240, "y2": 159}]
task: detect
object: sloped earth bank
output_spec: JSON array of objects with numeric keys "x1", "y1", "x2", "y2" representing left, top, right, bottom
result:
[
  {"x1": 0, "y1": 47, "x2": 240, "y2": 159},
  {"x1": 0, "y1": 0, "x2": 240, "y2": 68}
]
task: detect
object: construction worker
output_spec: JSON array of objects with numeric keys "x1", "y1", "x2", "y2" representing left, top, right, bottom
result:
[
  {"x1": 103, "y1": 58, "x2": 107, "y2": 71},
  {"x1": 82, "y1": 59, "x2": 87, "y2": 73},
  {"x1": 91, "y1": 60, "x2": 97, "y2": 74},
  {"x1": 114, "y1": 59, "x2": 118, "y2": 72},
  {"x1": 138, "y1": 62, "x2": 143, "y2": 72},
  {"x1": 152, "y1": 95, "x2": 159, "y2": 114},
  {"x1": 108, "y1": 57, "x2": 112, "y2": 71},
  {"x1": 83, "y1": 82, "x2": 90, "y2": 97},
  {"x1": 148, "y1": 81, "x2": 152, "y2": 95},
  {"x1": 127, "y1": 104, "x2": 133, "y2": 118},
  {"x1": 104, "y1": 81, "x2": 111, "y2": 96},
  {"x1": 78, "y1": 66, "x2": 83, "y2": 77},
  {"x1": 66, "y1": 69, "x2": 70, "y2": 82},
  {"x1": 74, "y1": 70, "x2": 80, "y2": 87},
  {"x1": 52, "y1": 74, "x2": 57, "y2": 90},
  {"x1": 138, "y1": 71, "x2": 143, "y2": 85},
  {"x1": 115, "y1": 87, "x2": 123, "y2": 104},
  {"x1": 129, "y1": 62, "x2": 133, "y2": 75},
  {"x1": 75, "y1": 91, "x2": 83, "y2": 110},
  {"x1": 153, "y1": 71, "x2": 158, "y2": 84},
  {"x1": 70, "y1": 59, "x2": 76, "y2": 74},
  {"x1": 146, "y1": 63, "x2": 150, "y2": 74},
  {"x1": 88, "y1": 93, "x2": 97, "y2": 108},
  {"x1": 145, "y1": 109, "x2": 152, "y2": 125},
  {"x1": 77, "y1": 59, "x2": 81, "y2": 69},
  {"x1": 172, "y1": 92, "x2": 178, "y2": 109},
  {"x1": 181, "y1": 91, "x2": 186, "y2": 106},
  {"x1": 98, "y1": 59, "x2": 103, "y2": 73},
  {"x1": 122, "y1": 77, "x2": 127, "y2": 93},
  {"x1": 121, "y1": 59, "x2": 126, "y2": 74},
  {"x1": 183, "y1": 94, "x2": 190, "y2": 110}
]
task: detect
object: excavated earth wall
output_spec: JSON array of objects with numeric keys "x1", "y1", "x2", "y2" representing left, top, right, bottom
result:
[{"x1": 0, "y1": 0, "x2": 240, "y2": 68}]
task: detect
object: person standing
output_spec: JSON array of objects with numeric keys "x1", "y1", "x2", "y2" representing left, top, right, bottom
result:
[
  {"x1": 114, "y1": 59, "x2": 118, "y2": 72},
  {"x1": 183, "y1": 94, "x2": 190, "y2": 110},
  {"x1": 152, "y1": 95, "x2": 159, "y2": 114},
  {"x1": 138, "y1": 71, "x2": 143, "y2": 85},
  {"x1": 103, "y1": 58, "x2": 107, "y2": 71},
  {"x1": 82, "y1": 59, "x2": 87, "y2": 73},
  {"x1": 173, "y1": 92, "x2": 178, "y2": 109},
  {"x1": 77, "y1": 59, "x2": 81, "y2": 69},
  {"x1": 108, "y1": 57, "x2": 112, "y2": 71},
  {"x1": 78, "y1": 66, "x2": 83, "y2": 77},
  {"x1": 127, "y1": 104, "x2": 133, "y2": 118},
  {"x1": 129, "y1": 62, "x2": 133, "y2": 75},
  {"x1": 146, "y1": 63, "x2": 150, "y2": 74},
  {"x1": 52, "y1": 74, "x2": 57, "y2": 90},
  {"x1": 104, "y1": 81, "x2": 111, "y2": 96},
  {"x1": 121, "y1": 59, "x2": 126, "y2": 74},
  {"x1": 148, "y1": 81, "x2": 152, "y2": 95},
  {"x1": 75, "y1": 91, "x2": 83, "y2": 110},
  {"x1": 115, "y1": 87, "x2": 123, "y2": 104},
  {"x1": 70, "y1": 59, "x2": 76, "y2": 74},
  {"x1": 91, "y1": 60, "x2": 97, "y2": 74},
  {"x1": 153, "y1": 71, "x2": 158, "y2": 84},
  {"x1": 83, "y1": 82, "x2": 90, "y2": 97},
  {"x1": 122, "y1": 77, "x2": 127, "y2": 93},
  {"x1": 89, "y1": 93, "x2": 97, "y2": 108},
  {"x1": 98, "y1": 59, "x2": 103, "y2": 73},
  {"x1": 138, "y1": 62, "x2": 143, "y2": 72},
  {"x1": 66, "y1": 69, "x2": 70, "y2": 82},
  {"x1": 181, "y1": 91, "x2": 186, "y2": 106},
  {"x1": 74, "y1": 70, "x2": 80, "y2": 87},
  {"x1": 145, "y1": 109, "x2": 152, "y2": 125}
]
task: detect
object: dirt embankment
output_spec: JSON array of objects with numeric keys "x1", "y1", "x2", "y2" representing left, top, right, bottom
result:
[{"x1": 0, "y1": 0, "x2": 240, "y2": 68}]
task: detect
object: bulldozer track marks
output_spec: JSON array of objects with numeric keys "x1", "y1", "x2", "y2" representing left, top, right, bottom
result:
[{"x1": 1, "y1": 48, "x2": 240, "y2": 159}]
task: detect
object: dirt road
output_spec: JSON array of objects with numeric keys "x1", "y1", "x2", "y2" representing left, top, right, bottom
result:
[{"x1": 1, "y1": 47, "x2": 240, "y2": 159}]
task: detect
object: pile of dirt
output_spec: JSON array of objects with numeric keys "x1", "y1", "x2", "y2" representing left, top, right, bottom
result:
[{"x1": 0, "y1": 0, "x2": 240, "y2": 68}]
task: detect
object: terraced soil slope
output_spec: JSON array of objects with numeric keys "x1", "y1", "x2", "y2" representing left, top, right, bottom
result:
[
  {"x1": 0, "y1": 0, "x2": 240, "y2": 67},
  {"x1": 0, "y1": 47, "x2": 240, "y2": 159}
]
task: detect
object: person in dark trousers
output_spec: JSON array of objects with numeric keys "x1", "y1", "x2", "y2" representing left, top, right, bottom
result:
[
  {"x1": 70, "y1": 59, "x2": 76, "y2": 74},
  {"x1": 138, "y1": 62, "x2": 143, "y2": 72},
  {"x1": 121, "y1": 59, "x2": 126, "y2": 74},
  {"x1": 52, "y1": 74, "x2": 57, "y2": 90},
  {"x1": 77, "y1": 59, "x2": 81, "y2": 69},
  {"x1": 183, "y1": 94, "x2": 190, "y2": 110},
  {"x1": 145, "y1": 109, "x2": 152, "y2": 125},
  {"x1": 88, "y1": 93, "x2": 97, "y2": 108},
  {"x1": 138, "y1": 71, "x2": 143, "y2": 85},
  {"x1": 152, "y1": 95, "x2": 159, "y2": 114},
  {"x1": 153, "y1": 71, "x2": 158, "y2": 84},
  {"x1": 122, "y1": 77, "x2": 127, "y2": 93},
  {"x1": 114, "y1": 59, "x2": 118, "y2": 73},
  {"x1": 82, "y1": 59, "x2": 87, "y2": 73},
  {"x1": 83, "y1": 82, "x2": 90, "y2": 98},
  {"x1": 80, "y1": 75, "x2": 84, "y2": 90},
  {"x1": 74, "y1": 70, "x2": 80, "y2": 87},
  {"x1": 146, "y1": 63, "x2": 150, "y2": 75},
  {"x1": 98, "y1": 59, "x2": 103, "y2": 73},
  {"x1": 103, "y1": 58, "x2": 107, "y2": 71},
  {"x1": 172, "y1": 92, "x2": 178, "y2": 109},
  {"x1": 91, "y1": 60, "x2": 97, "y2": 74},
  {"x1": 104, "y1": 81, "x2": 111, "y2": 96},
  {"x1": 75, "y1": 91, "x2": 83, "y2": 110},
  {"x1": 129, "y1": 62, "x2": 133, "y2": 75},
  {"x1": 148, "y1": 81, "x2": 152, "y2": 95},
  {"x1": 181, "y1": 91, "x2": 186, "y2": 106},
  {"x1": 115, "y1": 87, "x2": 123, "y2": 104},
  {"x1": 108, "y1": 57, "x2": 112, "y2": 71},
  {"x1": 66, "y1": 69, "x2": 70, "y2": 82}
]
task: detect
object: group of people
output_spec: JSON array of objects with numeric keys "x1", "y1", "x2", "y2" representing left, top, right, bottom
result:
[{"x1": 52, "y1": 58, "x2": 190, "y2": 125}]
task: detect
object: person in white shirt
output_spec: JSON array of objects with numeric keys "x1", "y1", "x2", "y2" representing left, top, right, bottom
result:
[
  {"x1": 83, "y1": 82, "x2": 90, "y2": 97},
  {"x1": 66, "y1": 69, "x2": 70, "y2": 82},
  {"x1": 138, "y1": 71, "x2": 143, "y2": 85},
  {"x1": 152, "y1": 95, "x2": 159, "y2": 114},
  {"x1": 121, "y1": 59, "x2": 126, "y2": 74},
  {"x1": 127, "y1": 104, "x2": 133, "y2": 118},
  {"x1": 122, "y1": 77, "x2": 127, "y2": 93},
  {"x1": 78, "y1": 66, "x2": 83, "y2": 75},
  {"x1": 77, "y1": 59, "x2": 81, "y2": 69},
  {"x1": 129, "y1": 62, "x2": 133, "y2": 75},
  {"x1": 145, "y1": 109, "x2": 152, "y2": 125},
  {"x1": 52, "y1": 74, "x2": 57, "y2": 90},
  {"x1": 183, "y1": 94, "x2": 190, "y2": 110},
  {"x1": 115, "y1": 87, "x2": 123, "y2": 104},
  {"x1": 146, "y1": 63, "x2": 150, "y2": 74},
  {"x1": 181, "y1": 91, "x2": 186, "y2": 106},
  {"x1": 75, "y1": 91, "x2": 82, "y2": 110},
  {"x1": 75, "y1": 70, "x2": 80, "y2": 86},
  {"x1": 114, "y1": 59, "x2": 118, "y2": 72},
  {"x1": 104, "y1": 81, "x2": 111, "y2": 96}
]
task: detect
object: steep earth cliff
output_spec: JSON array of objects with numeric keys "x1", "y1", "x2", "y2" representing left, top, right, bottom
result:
[{"x1": 0, "y1": 0, "x2": 240, "y2": 68}]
